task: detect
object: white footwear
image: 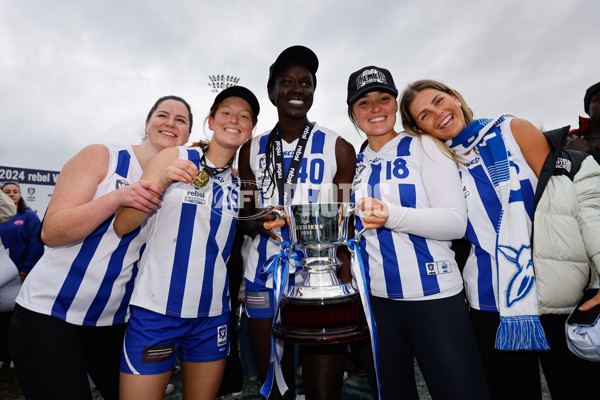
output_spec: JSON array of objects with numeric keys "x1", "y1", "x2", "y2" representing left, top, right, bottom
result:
[{"x1": 165, "y1": 383, "x2": 175, "y2": 395}]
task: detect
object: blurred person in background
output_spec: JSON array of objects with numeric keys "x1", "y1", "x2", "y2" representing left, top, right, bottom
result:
[
  {"x1": 566, "y1": 81, "x2": 600, "y2": 164},
  {"x1": 0, "y1": 190, "x2": 17, "y2": 369},
  {"x1": 0, "y1": 182, "x2": 44, "y2": 282},
  {"x1": 0, "y1": 182, "x2": 44, "y2": 369}
]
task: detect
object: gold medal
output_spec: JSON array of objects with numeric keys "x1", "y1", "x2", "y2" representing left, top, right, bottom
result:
[{"x1": 193, "y1": 169, "x2": 210, "y2": 187}]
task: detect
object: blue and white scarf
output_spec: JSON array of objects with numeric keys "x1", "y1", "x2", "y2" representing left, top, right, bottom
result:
[{"x1": 448, "y1": 116, "x2": 550, "y2": 351}]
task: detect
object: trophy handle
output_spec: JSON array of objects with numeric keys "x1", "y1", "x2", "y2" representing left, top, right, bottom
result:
[
  {"x1": 346, "y1": 203, "x2": 366, "y2": 242},
  {"x1": 355, "y1": 227, "x2": 366, "y2": 242},
  {"x1": 262, "y1": 207, "x2": 286, "y2": 241}
]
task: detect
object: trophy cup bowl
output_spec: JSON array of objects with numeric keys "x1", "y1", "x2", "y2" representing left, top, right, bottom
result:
[{"x1": 271, "y1": 203, "x2": 369, "y2": 344}]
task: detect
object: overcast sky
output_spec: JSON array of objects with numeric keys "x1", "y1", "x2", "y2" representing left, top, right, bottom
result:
[{"x1": 1, "y1": 0, "x2": 598, "y2": 172}]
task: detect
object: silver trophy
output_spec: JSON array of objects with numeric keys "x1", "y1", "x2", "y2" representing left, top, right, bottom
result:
[{"x1": 268, "y1": 203, "x2": 368, "y2": 344}]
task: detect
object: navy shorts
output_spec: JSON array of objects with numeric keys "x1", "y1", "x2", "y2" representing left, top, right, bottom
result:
[{"x1": 120, "y1": 306, "x2": 229, "y2": 375}]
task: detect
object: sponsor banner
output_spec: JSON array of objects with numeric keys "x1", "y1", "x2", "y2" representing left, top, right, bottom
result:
[{"x1": 0, "y1": 166, "x2": 60, "y2": 217}]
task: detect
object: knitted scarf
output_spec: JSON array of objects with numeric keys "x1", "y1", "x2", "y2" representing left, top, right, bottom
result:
[{"x1": 447, "y1": 116, "x2": 550, "y2": 351}]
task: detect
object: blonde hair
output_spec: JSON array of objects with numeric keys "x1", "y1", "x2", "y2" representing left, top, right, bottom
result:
[{"x1": 399, "y1": 79, "x2": 474, "y2": 165}]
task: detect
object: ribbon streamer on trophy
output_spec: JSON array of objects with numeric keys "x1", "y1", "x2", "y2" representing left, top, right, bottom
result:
[{"x1": 260, "y1": 202, "x2": 382, "y2": 399}]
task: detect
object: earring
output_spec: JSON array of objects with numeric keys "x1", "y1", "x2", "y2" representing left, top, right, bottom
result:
[{"x1": 458, "y1": 101, "x2": 462, "y2": 107}]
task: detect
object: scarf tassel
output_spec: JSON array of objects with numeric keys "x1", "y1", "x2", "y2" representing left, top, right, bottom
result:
[{"x1": 495, "y1": 315, "x2": 551, "y2": 351}]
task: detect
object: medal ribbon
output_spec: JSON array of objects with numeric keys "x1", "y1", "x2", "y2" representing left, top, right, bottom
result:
[
  {"x1": 270, "y1": 123, "x2": 314, "y2": 205},
  {"x1": 258, "y1": 122, "x2": 312, "y2": 397},
  {"x1": 195, "y1": 145, "x2": 233, "y2": 185}
]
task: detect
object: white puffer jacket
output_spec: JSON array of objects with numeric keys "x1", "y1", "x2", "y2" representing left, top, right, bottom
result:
[{"x1": 533, "y1": 126, "x2": 600, "y2": 315}]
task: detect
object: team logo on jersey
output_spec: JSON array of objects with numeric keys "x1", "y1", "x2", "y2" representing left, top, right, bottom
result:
[
  {"x1": 259, "y1": 155, "x2": 267, "y2": 170},
  {"x1": 425, "y1": 260, "x2": 452, "y2": 275},
  {"x1": 355, "y1": 162, "x2": 366, "y2": 177},
  {"x1": 426, "y1": 263, "x2": 436, "y2": 274},
  {"x1": 115, "y1": 178, "x2": 129, "y2": 189},
  {"x1": 141, "y1": 343, "x2": 175, "y2": 363},
  {"x1": 217, "y1": 324, "x2": 227, "y2": 347},
  {"x1": 440, "y1": 262, "x2": 450, "y2": 273}
]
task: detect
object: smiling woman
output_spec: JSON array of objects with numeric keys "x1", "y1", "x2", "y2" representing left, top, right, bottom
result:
[
  {"x1": 401, "y1": 81, "x2": 552, "y2": 400},
  {"x1": 8, "y1": 95, "x2": 193, "y2": 400},
  {"x1": 113, "y1": 85, "x2": 259, "y2": 400},
  {"x1": 399, "y1": 79, "x2": 600, "y2": 400},
  {"x1": 347, "y1": 67, "x2": 490, "y2": 400},
  {"x1": 238, "y1": 45, "x2": 356, "y2": 400}
]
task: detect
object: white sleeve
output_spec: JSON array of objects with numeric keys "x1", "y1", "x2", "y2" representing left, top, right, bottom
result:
[{"x1": 384, "y1": 136, "x2": 467, "y2": 240}]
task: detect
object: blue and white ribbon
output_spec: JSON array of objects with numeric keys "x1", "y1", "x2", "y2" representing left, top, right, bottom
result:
[
  {"x1": 259, "y1": 241, "x2": 302, "y2": 398},
  {"x1": 347, "y1": 238, "x2": 382, "y2": 400}
]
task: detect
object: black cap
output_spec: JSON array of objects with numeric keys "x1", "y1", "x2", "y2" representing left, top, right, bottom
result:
[
  {"x1": 267, "y1": 45, "x2": 318, "y2": 92},
  {"x1": 347, "y1": 66, "x2": 398, "y2": 105},
  {"x1": 212, "y1": 86, "x2": 260, "y2": 118},
  {"x1": 584, "y1": 82, "x2": 600, "y2": 115}
]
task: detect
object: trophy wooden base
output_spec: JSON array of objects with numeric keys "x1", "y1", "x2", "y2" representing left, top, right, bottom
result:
[{"x1": 273, "y1": 293, "x2": 369, "y2": 345}]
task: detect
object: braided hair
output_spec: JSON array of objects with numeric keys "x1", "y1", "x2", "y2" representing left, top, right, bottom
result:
[{"x1": 258, "y1": 128, "x2": 279, "y2": 201}]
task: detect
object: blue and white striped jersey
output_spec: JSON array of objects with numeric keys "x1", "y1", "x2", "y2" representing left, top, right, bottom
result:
[
  {"x1": 352, "y1": 133, "x2": 465, "y2": 300},
  {"x1": 244, "y1": 123, "x2": 339, "y2": 289},
  {"x1": 17, "y1": 143, "x2": 145, "y2": 326},
  {"x1": 129, "y1": 146, "x2": 238, "y2": 318}
]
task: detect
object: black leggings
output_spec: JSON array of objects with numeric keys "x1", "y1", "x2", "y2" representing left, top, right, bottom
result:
[
  {"x1": 9, "y1": 304, "x2": 126, "y2": 400},
  {"x1": 470, "y1": 308, "x2": 542, "y2": 400},
  {"x1": 539, "y1": 313, "x2": 600, "y2": 400},
  {"x1": 365, "y1": 293, "x2": 491, "y2": 400},
  {"x1": 471, "y1": 310, "x2": 600, "y2": 400}
]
